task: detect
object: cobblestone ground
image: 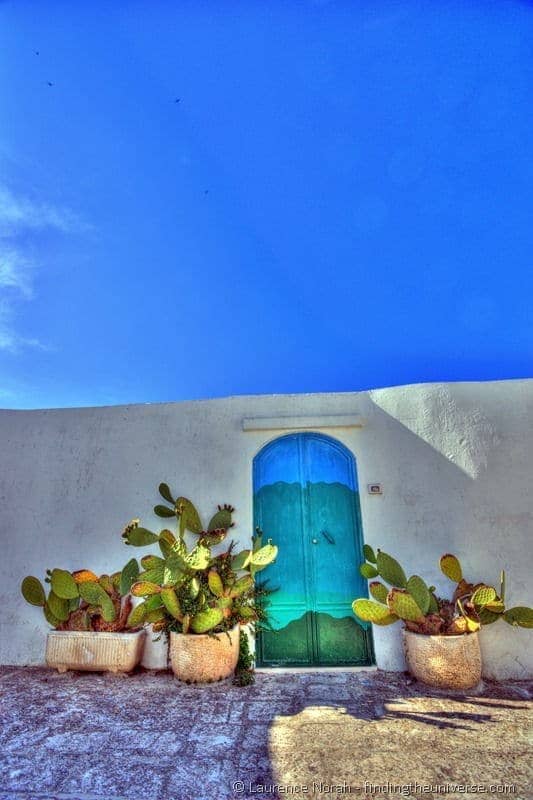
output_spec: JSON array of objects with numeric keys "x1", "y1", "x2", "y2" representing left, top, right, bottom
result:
[{"x1": 0, "y1": 667, "x2": 531, "y2": 800}]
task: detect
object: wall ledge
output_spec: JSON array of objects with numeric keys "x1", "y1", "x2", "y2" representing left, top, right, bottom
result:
[{"x1": 241, "y1": 414, "x2": 366, "y2": 431}]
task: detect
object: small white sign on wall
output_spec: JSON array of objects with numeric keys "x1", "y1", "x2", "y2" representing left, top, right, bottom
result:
[{"x1": 367, "y1": 483, "x2": 383, "y2": 495}]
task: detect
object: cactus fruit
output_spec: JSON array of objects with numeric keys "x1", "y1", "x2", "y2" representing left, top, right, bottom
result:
[
  {"x1": 21, "y1": 576, "x2": 45, "y2": 607},
  {"x1": 406, "y1": 575, "x2": 431, "y2": 615},
  {"x1": 50, "y1": 569, "x2": 79, "y2": 600},
  {"x1": 440, "y1": 554, "x2": 463, "y2": 583},
  {"x1": 376, "y1": 550, "x2": 407, "y2": 588},
  {"x1": 190, "y1": 607, "x2": 225, "y2": 634},
  {"x1": 503, "y1": 607, "x2": 533, "y2": 628}
]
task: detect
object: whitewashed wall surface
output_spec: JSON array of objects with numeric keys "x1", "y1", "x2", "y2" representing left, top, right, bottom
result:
[{"x1": 0, "y1": 378, "x2": 532, "y2": 678}]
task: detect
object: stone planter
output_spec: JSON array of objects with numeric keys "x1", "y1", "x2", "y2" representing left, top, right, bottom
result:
[
  {"x1": 46, "y1": 630, "x2": 145, "y2": 674},
  {"x1": 141, "y1": 625, "x2": 169, "y2": 670},
  {"x1": 403, "y1": 629, "x2": 482, "y2": 689},
  {"x1": 170, "y1": 624, "x2": 240, "y2": 683}
]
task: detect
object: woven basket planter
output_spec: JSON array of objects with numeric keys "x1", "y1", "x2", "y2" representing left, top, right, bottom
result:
[
  {"x1": 403, "y1": 629, "x2": 482, "y2": 689},
  {"x1": 46, "y1": 630, "x2": 145, "y2": 674},
  {"x1": 170, "y1": 624, "x2": 240, "y2": 683}
]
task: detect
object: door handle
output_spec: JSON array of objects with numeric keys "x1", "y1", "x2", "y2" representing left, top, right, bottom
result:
[{"x1": 321, "y1": 530, "x2": 335, "y2": 545}]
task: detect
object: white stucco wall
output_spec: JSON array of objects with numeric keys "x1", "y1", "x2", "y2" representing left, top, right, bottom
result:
[{"x1": 1, "y1": 378, "x2": 532, "y2": 678}]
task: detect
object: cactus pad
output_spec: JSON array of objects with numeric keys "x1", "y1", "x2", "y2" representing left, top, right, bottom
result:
[
  {"x1": 126, "y1": 601, "x2": 147, "y2": 628},
  {"x1": 503, "y1": 606, "x2": 533, "y2": 628},
  {"x1": 249, "y1": 542, "x2": 278, "y2": 569},
  {"x1": 161, "y1": 587, "x2": 182, "y2": 619},
  {"x1": 406, "y1": 575, "x2": 431, "y2": 615},
  {"x1": 352, "y1": 599, "x2": 399, "y2": 625},
  {"x1": 21, "y1": 576, "x2": 45, "y2": 607},
  {"x1": 360, "y1": 563, "x2": 379, "y2": 579},
  {"x1": 208, "y1": 570, "x2": 224, "y2": 598},
  {"x1": 175, "y1": 497, "x2": 203, "y2": 535},
  {"x1": 185, "y1": 544, "x2": 211, "y2": 571},
  {"x1": 190, "y1": 607, "x2": 224, "y2": 633},
  {"x1": 376, "y1": 551, "x2": 407, "y2": 588},
  {"x1": 158, "y1": 482, "x2": 175, "y2": 504},
  {"x1": 72, "y1": 569, "x2": 99, "y2": 583},
  {"x1": 43, "y1": 602, "x2": 61, "y2": 628},
  {"x1": 369, "y1": 581, "x2": 388, "y2": 604},
  {"x1": 387, "y1": 589, "x2": 424, "y2": 621},
  {"x1": 232, "y1": 550, "x2": 251, "y2": 571},
  {"x1": 120, "y1": 558, "x2": 140, "y2": 596},
  {"x1": 50, "y1": 569, "x2": 79, "y2": 600},
  {"x1": 440, "y1": 554, "x2": 463, "y2": 583},
  {"x1": 47, "y1": 591, "x2": 70, "y2": 622},
  {"x1": 363, "y1": 544, "x2": 376, "y2": 564},
  {"x1": 471, "y1": 585, "x2": 497, "y2": 607},
  {"x1": 130, "y1": 581, "x2": 162, "y2": 597},
  {"x1": 207, "y1": 504, "x2": 235, "y2": 532}
]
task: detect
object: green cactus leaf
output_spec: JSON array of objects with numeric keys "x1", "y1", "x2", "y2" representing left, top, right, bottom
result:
[
  {"x1": 185, "y1": 544, "x2": 211, "y2": 571},
  {"x1": 125, "y1": 527, "x2": 160, "y2": 547},
  {"x1": 176, "y1": 498, "x2": 203, "y2": 534},
  {"x1": 207, "y1": 505, "x2": 234, "y2": 532},
  {"x1": 154, "y1": 504, "x2": 176, "y2": 518},
  {"x1": 43, "y1": 602, "x2": 61, "y2": 628},
  {"x1": 376, "y1": 551, "x2": 407, "y2": 588},
  {"x1": 158, "y1": 529, "x2": 179, "y2": 558},
  {"x1": 126, "y1": 601, "x2": 147, "y2": 628},
  {"x1": 130, "y1": 581, "x2": 161, "y2": 597},
  {"x1": 68, "y1": 596, "x2": 81, "y2": 612},
  {"x1": 352, "y1": 599, "x2": 398, "y2": 626},
  {"x1": 231, "y1": 550, "x2": 252, "y2": 571},
  {"x1": 158, "y1": 483, "x2": 175, "y2": 504},
  {"x1": 208, "y1": 570, "x2": 224, "y2": 598},
  {"x1": 190, "y1": 577, "x2": 200, "y2": 598},
  {"x1": 440, "y1": 554, "x2": 463, "y2": 583},
  {"x1": 47, "y1": 591, "x2": 70, "y2": 622},
  {"x1": 478, "y1": 608, "x2": 502, "y2": 625},
  {"x1": 215, "y1": 596, "x2": 233, "y2": 609},
  {"x1": 363, "y1": 544, "x2": 376, "y2": 564},
  {"x1": 406, "y1": 575, "x2": 431, "y2": 615},
  {"x1": 428, "y1": 593, "x2": 439, "y2": 614},
  {"x1": 485, "y1": 599, "x2": 505, "y2": 613},
  {"x1": 471, "y1": 585, "x2": 497, "y2": 608},
  {"x1": 139, "y1": 566, "x2": 166, "y2": 585},
  {"x1": 387, "y1": 588, "x2": 424, "y2": 622},
  {"x1": 161, "y1": 587, "x2": 182, "y2": 619},
  {"x1": 50, "y1": 569, "x2": 79, "y2": 600},
  {"x1": 98, "y1": 574, "x2": 114, "y2": 595},
  {"x1": 141, "y1": 555, "x2": 165, "y2": 570},
  {"x1": 163, "y1": 554, "x2": 186, "y2": 586},
  {"x1": 78, "y1": 580, "x2": 107, "y2": 605},
  {"x1": 250, "y1": 543, "x2": 278, "y2": 569},
  {"x1": 503, "y1": 606, "x2": 533, "y2": 628},
  {"x1": 360, "y1": 563, "x2": 379, "y2": 579},
  {"x1": 369, "y1": 581, "x2": 388, "y2": 604},
  {"x1": 190, "y1": 607, "x2": 224, "y2": 633},
  {"x1": 110, "y1": 572, "x2": 121, "y2": 591},
  {"x1": 120, "y1": 558, "x2": 140, "y2": 596},
  {"x1": 21, "y1": 576, "x2": 45, "y2": 607},
  {"x1": 229, "y1": 574, "x2": 254, "y2": 597},
  {"x1": 98, "y1": 593, "x2": 117, "y2": 622},
  {"x1": 143, "y1": 594, "x2": 164, "y2": 612}
]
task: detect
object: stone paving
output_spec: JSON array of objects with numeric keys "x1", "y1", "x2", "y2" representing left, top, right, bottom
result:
[{"x1": 0, "y1": 667, "x2": 531, "y2": 800}]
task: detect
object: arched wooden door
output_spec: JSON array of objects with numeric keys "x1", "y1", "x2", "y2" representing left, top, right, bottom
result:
[{"x1": 253, "y1": 432, "x2": 374, "y2": 667}]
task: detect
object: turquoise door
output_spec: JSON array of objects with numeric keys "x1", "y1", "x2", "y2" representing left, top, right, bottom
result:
[{"x1": 253, "y1": 432, "x2": 373, "y2": 667}]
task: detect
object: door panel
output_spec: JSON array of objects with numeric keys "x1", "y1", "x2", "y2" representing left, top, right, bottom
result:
[{"x1": 254, "y1": 433, "x2": 373, "y2": 667}]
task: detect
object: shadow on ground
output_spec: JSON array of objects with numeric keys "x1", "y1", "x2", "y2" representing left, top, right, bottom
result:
[{"x1": 0, "y1": 667, "x2": 531, "y2": 800}]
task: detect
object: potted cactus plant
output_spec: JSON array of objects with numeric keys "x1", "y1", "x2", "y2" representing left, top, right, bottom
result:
[
  {"x1": 21, "y1": 567, "x2": 145, "y2": 673},
  {"x1": 120, "y1": 483, "x2": 278, "y2": 683},
  {"x1": 352, "y1": 546, "x2": 533, "y2": 689}
]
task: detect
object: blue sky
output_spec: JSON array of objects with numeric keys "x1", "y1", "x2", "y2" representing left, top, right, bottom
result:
[{"x1": 1, "y1": 1, "x2": 531, "y2": 409}]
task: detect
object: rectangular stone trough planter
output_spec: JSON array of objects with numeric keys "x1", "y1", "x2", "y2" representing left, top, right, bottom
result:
[{"x1": 46, "y1": 630, "x2": 145, "y2": 673}]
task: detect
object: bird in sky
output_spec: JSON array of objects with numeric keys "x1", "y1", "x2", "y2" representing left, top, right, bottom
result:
[
  {"x1": 47, "y1": 81, "x2": 53, "y2": 86},
  {"x1": 34, "y1": 50, "x2": 39, "y2": 55},
  {"x1": 175, "y1": 98, "x2": 181, "y2": 103}
]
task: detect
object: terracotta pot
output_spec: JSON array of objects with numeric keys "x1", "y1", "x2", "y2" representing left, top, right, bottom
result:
[
  {"x1": 170, "y1": 624, "x2": 240, "y2": 683},
  {"x1": 403, "y1": 629, "x2": 482, "y2": 689},
  {"x1": 46, "y1": 629, "x2": 145, "y2": 673}
]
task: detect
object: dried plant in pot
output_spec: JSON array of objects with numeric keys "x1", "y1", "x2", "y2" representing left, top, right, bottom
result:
[
  {"x1": 21, "y1": 567, "x2": 144, "y2": 673},
  {"x1": 120, "y1": 483, "x2": 278, "y2": 683},
  {"x1": 352, "y1": 546, "x2": 533, "y2": 689}
]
